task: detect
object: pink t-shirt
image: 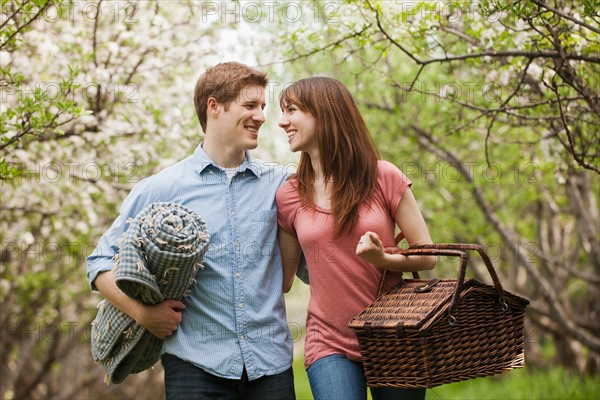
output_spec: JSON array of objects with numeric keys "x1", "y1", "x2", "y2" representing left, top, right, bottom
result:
[{"x1": 276, "y1": 160, "x2": 412, "y2": 368}]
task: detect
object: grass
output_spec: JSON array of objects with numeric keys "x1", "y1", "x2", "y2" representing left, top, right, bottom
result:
[
  {"x1": 292, "y1": 358, "x2": 600, "y2": 400},
  {"x1": 293, "y1": 358, "x2": 313, "y2": 400}
]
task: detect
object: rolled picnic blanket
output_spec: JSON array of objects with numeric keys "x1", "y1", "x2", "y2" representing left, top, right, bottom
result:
[{"x1": 91, "y1": 202, "x2": 210, "y2": 384}]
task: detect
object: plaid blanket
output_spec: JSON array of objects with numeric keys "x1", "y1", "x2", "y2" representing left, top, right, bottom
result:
[{"x1": 91, "y1": 202, "x2": 210, "y2": 384}]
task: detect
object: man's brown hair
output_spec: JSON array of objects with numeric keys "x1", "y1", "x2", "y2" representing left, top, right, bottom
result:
[{"x1": 194, "y1": 62, "x2": 268, "y2": 132}]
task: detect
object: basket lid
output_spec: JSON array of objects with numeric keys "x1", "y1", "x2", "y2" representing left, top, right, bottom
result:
[{"x1": 348, "y1": 278, "x2": 500, "y2": 330}]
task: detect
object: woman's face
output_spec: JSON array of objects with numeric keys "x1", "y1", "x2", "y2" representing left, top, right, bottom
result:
[{"x1": 279, "y1": 102, "x2": 317, "y2": 155}]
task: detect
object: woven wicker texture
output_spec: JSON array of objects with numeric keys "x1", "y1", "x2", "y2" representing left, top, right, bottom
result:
[{"x1": 348, "y1": 243, "x2": 529, "y2": 388}]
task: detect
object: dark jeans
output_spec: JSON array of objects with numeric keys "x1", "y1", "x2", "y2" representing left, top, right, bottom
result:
[{"x1": 161, "y1": 353, "x2": 296, "y2": 400}]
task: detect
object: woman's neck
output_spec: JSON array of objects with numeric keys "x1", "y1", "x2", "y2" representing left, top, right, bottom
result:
[
  {"x1": 309, "y1": 154, "x2": 329, "y2": 183},
  {"x1": 309, "y1": 155, "x2": 333, "y2": 209}
]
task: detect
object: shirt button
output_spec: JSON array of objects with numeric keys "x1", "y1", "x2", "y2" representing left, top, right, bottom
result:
[
  {"x1": 235, "y1": 272, "x2": 241, "y2": 278},
  {"x1": 238, "y1": 303, "x2": 244, "y2": 308},
  {"x1": 239, "y1": 335, "x2": 245, "y2": 340}
]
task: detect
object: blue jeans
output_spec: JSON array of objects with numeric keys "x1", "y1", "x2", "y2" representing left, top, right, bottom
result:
[
  {"x1": 161, "y1": 353, "x2": 295, "y2": 400},
  {"x1": 307, "y1": 354, "x2": 426, "y2": 400}
]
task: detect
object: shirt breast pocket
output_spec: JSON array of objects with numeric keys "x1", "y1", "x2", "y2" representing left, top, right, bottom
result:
[
  {"x1": 247, "y1": 210, "x2": 277, "y2": 247},
  {"x1": 251, "y1": 210, "x2": 277, "y2": 224}
]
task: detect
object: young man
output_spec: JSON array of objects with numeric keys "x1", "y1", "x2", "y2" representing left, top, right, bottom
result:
[{"x1": 86, "y1": 62, "x2": 295, "y2": 399}]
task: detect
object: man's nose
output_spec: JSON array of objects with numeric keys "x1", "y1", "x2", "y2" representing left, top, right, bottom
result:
[{"x1": 253, "y1": 108, "x2": 265, "y2": 123}]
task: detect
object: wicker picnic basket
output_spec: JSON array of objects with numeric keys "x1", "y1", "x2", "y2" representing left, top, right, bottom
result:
[{"x1": 348, "y1": 243, "x2": 530, "y2": 388}]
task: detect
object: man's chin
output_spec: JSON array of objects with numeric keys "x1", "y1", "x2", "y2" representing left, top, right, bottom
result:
[{"x1": 246, "y1": 137, "x2": 259, "y2": 149}]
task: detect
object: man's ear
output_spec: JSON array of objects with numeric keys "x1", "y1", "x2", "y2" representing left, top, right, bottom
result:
[{"x1": 207, "y1": 97, "x2": 220, "y2": 116}]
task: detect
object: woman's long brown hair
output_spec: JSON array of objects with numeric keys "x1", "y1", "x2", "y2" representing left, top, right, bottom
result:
[{"x1": 280, "y1": 77, "x2": 380, "y2": 238}]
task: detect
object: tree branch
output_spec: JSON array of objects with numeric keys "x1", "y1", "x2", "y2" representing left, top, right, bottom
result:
[
  {"x1": 91, "y1": 0, "x2": 104, "y2": 69},
  {"x1": 259, "y1": 25, "x2": 372, "y2": 68},
  {"x1": 548, "y1": 81, "x2": 600, "y2": 173},
  {"x1": 0, "y1": 0, "x2": 53, "y2": 51},
  {"x1": 531, "y1": 0, "x2": 600, "y2": 35},
  {"x1": 410, "y1": 125, "x2": 600, "y2": 352},
  {"x1": 365, "y1": 0, "x2": 422, "y2": 64}
]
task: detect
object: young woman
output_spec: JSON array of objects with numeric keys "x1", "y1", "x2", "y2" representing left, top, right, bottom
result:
[{"x1": 276, "y1": 77, "x2": 435, "y2": 400}]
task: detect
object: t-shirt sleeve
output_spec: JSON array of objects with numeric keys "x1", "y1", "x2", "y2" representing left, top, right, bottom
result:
[
  {"x1": 378, "y1": 160, "x2": 413, "y2": 216},
  {"x1": 276, "y1": 180, "x2": 299, "y2": 237}
]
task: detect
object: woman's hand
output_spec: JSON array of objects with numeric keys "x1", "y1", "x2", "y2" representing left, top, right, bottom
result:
[{"x1": 356, "y1": 231, "x2": 388, "y2": 267}]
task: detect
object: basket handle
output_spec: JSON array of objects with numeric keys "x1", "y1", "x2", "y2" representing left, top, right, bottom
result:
[
  {"x1": 385, "y1": 243, "x2": 506, "y2": 314},
  {"x1": 377, "y1": 231, "x2": 420, "y2": 297}
]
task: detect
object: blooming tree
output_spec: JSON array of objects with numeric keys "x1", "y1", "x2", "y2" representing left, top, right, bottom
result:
[
  {"x1": 263, "y1": 0, "x2": 599, "y2": 373},
  {"x1": 1, "y1": 0, "x2": 223, "y2": 397}
]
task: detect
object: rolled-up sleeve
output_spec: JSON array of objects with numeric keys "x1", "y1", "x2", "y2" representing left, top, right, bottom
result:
[{"x1": 86, "y1": 178, "x2": 155, "y2": 290}]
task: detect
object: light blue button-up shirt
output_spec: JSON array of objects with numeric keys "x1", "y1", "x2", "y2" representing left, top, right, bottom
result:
[{"x1": 86, "y1": 143, "x2": 293, "y2": 380}]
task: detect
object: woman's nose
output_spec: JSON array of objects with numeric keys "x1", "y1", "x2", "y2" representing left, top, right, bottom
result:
[{"x1": 278, "y1": 116, "x2": 289, "y2": 128}]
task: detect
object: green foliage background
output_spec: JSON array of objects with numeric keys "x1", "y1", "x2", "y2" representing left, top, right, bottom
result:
[{"x1": 1, "y1": 1, "x2": 598, "y2": 399}]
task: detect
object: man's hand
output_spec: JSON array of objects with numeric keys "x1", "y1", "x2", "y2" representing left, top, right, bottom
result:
[
  {"x1": 134, "y1": 300, "x2": 186, "y2": 339},
  {"x1": 94, "y1": 270, "x2": 187, "y2": 340}
]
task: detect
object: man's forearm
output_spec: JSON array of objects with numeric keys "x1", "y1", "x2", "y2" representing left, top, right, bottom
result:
[
  {"x1": 94, "y1": 269, "x2": 144, "y2": 322},
  {"x1": 93, "y1": 269, "x2": 185, "y2": 339}
]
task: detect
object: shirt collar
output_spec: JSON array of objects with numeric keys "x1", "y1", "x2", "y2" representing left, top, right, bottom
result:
[{"x1": 192, "y1": 142, "x2": 261, "y2": 178}]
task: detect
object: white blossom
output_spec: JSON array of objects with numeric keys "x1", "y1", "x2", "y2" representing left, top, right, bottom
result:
[
  {"x1": 20, "y1": 231, "x2": 35, "y2": 246},
  {"x1": 0, "y1": 51, "x2": 11, "y2": 67},
  {"x1": 528, "y1": 63, "x2": 543, "y2": 81}
]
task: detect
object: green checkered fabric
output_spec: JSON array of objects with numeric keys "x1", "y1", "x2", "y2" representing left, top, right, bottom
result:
[{"x1": 91, "y1": 202, "x2": 210, "y2": 384}]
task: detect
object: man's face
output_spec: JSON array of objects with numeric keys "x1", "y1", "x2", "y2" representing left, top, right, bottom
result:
[{"x1": 219, "y1": 85, "x2": 266, "y2": 151}]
